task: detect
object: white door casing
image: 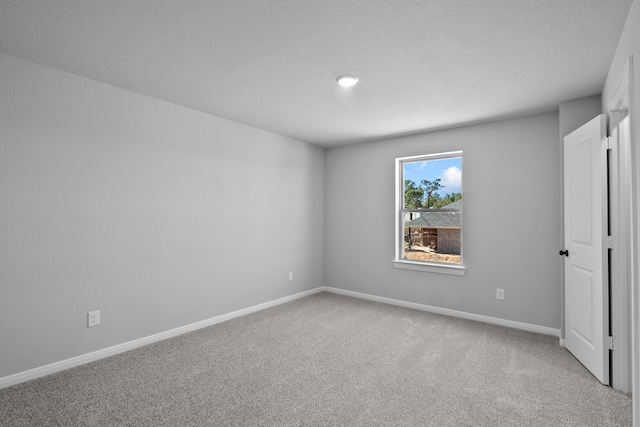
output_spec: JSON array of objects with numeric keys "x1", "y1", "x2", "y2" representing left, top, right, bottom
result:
[
  {"x1": 609, "y1": 110, "x2": 632, "y2": 392},
  {"x1": 563, "y1": 114, "x2": 609, "y2": 385},
  {"x1": 609, "y1": 77, "x2": 633, "y2": 392}
]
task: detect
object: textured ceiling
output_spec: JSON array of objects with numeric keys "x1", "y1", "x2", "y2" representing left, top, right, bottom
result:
[{"x1": 0, "y1": 1, "x2": 633, "y2": 147}]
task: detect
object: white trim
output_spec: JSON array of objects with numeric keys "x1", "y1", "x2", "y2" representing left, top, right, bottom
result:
[
  {"x1": 396, "y1": 150, "x2": 464, "y2": 163},
  {"x1": 392, "y1": 259, "x2": 466, "y2": 275},
  {"x1": 609, "y1": 61, "x2": 631, "y2": 114},
  {"x1": 607, "y1": 57, "x2": 633, "y2": 393},
  {"x1": 621, "y1": 54, "x2": 639, "y2": 427},
  {"x1": 0, "y1": 287, "x2": 324, "y2": 390},
  {"x1": 323, "y1": 287, "x2": 561, "y2": 337},
  {"x1": 395, "y1": 151, "x2": 464, "y2": 270}
]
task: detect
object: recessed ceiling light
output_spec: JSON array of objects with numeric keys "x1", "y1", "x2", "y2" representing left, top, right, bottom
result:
[{"x1": 336, "y1": 75, "x2": 359, "y2": 87}]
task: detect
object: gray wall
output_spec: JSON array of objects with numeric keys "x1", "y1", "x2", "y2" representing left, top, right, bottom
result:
[
  {"x1": 559, "y1": 96, "x2": 603, "y2": 139},
  {"x1": 0, "y1": 53, "x2": 325, "y2": 378},
  {"x1": 325, "y1": 112, "x2": 562, "y2": 329}
]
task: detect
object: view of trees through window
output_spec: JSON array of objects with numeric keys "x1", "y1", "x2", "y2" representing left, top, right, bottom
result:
[
  {"x1": 401, "y1": 155, "x2": 462, "y2": 265},
  {"x1": 404, "y1": 178, "x2": 461, "y2": 209}
]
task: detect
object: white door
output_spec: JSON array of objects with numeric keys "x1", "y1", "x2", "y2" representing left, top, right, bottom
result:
[{"x1": 563, "y1": 114, "x2": 609, "y2": 385}]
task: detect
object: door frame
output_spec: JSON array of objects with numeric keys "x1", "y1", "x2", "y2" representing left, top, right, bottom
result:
[{"x1": 607, "y1": 57, "x2": 633, "y2": 393}]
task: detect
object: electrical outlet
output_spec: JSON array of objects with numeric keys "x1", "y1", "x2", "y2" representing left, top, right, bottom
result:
[
  {"x1": 288, "y1": 272, "x2": 293, "y2": 281},
  {"x1": 88, "y1": 310, "x2": 100, "y2": 327},
  {"x1": 496, "y1": 288, "x2": 505, "y2": 301}
]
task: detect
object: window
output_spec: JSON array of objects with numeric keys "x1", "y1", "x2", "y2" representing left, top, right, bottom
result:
[{"x1": 393, "y1": 151, "x2": 465, "y2": 275}]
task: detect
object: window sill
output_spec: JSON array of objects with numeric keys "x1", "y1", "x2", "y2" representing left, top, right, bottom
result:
[{"x1": 392, "y1": 260, "x2": 466, "y2": 276}]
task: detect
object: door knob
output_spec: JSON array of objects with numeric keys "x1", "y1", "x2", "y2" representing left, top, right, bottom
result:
[{"x1": 559, "y1": 249, "x2": 569, "y2": 256}]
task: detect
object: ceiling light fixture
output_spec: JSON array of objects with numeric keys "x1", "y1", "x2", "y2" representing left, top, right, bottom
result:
[{"x1": 336, "y1": 75, "x2": 359, "y2": 87}]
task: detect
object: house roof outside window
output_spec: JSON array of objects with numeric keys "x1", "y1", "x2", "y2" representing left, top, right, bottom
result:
[{"x1": 404, "y1": 199, "x2": 462, "y2": 229}]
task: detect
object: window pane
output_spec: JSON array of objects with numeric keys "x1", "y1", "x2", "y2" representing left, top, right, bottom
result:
[
  {"x1": 403, "y1": 157, "x2": 462, "y2": 209},
  {"x1": 403, "y1": 213, "x2": 462, "y2": 264}
]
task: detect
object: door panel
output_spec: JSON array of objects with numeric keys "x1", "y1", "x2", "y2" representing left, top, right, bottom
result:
[
  {"x1": 570, "y1": 138, "x2": 592, "y2": 244},
  {"x1": 569, "y1": 266, "x2": 593, "y2": 344},
  {"x1": 563, "y1": 114, "x2": 609, "y2": 385}
]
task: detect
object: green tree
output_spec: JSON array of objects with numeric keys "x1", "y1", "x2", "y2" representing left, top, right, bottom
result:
[
  {"x1": 432, "y1": 192, "x2": 462, "y2": 208},
  {"x1": 404, "y1": 180, "x2": 423, "y2": 208},
  {"x1": 420, "y1": 178, "x2": 444, "y2": 208}
]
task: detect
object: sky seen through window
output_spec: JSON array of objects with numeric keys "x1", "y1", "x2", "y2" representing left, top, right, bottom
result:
[{"x1": 403, "y1": 157, "x2": 462, "y2": 196}]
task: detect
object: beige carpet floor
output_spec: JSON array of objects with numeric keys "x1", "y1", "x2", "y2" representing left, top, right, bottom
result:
[{"x1": 0, "y1": 292, "x2": 633, "y2": 426}]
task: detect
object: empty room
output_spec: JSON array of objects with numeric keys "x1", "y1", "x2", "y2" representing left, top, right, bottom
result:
[{"x1": 1, "y1": 1, "x2": 640, "y2": 426}]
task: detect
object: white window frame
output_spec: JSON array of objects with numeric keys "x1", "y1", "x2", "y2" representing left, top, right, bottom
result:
[{"x1": 392, "y1": 151, "x2": 466, "y2": 275}]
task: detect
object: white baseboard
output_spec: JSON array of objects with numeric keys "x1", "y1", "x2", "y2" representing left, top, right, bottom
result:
[
  {"x1": 322, "y1": 287, "x2": 561, "y2": 338},
  {"x1": 0, "y1": 287, "x2": 325, "y2": 390},
  {"x1": 1, "y1": 285, "x2": 561, "y2": 390}
]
